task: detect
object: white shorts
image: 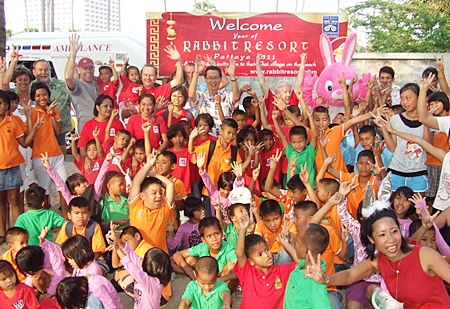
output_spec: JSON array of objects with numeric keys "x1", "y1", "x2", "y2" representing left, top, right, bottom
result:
[{"x1": 32, "y1": 154, "x2": 67, "y2": 194}]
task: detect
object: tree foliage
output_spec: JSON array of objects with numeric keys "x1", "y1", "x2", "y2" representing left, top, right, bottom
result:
[
  {"x1": 348, "y1": 0, "x2": 450, "y2": 52},
  {"x1": 193, "y1": 0, "x2": 218, "y2": 12}
]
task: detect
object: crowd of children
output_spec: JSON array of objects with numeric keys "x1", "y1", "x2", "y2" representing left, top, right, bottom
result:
[{"x1": 2, "y1": 39, "x2": 450, "y2": 309}]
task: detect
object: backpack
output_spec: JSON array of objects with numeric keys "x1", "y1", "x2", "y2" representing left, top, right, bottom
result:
[
  {"x1": 65, "y1": 220, "x2": 97, "y2": 246},
  {"x1": 163, "y1": 109, "x2": 193, "y2": 124}
]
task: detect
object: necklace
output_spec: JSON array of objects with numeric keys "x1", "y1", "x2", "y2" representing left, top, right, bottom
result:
[{"x1": 386, "y1": 257, "x2": 402, "y2": 300}]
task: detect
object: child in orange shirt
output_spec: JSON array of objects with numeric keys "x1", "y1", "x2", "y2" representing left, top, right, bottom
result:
[
  {"x1": 254, "y1": 199, "x2": 297, "y2": 265},
  {"x1": 1, "y1": 227, "x2": 28, "y2": 282}
]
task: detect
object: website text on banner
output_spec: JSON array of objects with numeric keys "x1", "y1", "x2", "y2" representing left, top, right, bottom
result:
[{"x1": 147, "y1": 12, "x2": 348, "y2": 77}]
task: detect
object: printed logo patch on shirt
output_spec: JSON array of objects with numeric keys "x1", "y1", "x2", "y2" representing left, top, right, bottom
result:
[
  {"x1": 153, "y1": 126, "x2": 159, "y2": 134},
  {"x1": 12, "y1": 300, "x2": 25, "y2": 309},
  {"x1": 179, "y1": 158, "x2": 187, "y2": 167},
  {"x1": 275, "y1": 276, "x2": 282, "y2": 290},
  {"x1": 137, "y1": 210, "x2": 144, "y2": 217},
  {"x1": 91, "y1": 161, "x2": 100, "y2": 172},
  {"x1": 266, "y1": 158, "x2": 271, "y2": 166},
  {"x1": 110, "y1": 128, "x2": 116, "y2": 136},
  {"x1": 250, "y1": 159, "x2": 254, "y2": 169}
]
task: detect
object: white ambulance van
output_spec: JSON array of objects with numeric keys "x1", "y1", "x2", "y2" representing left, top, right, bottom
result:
[{"x1": 6, "y1": 32, "x2": 146, "y2": 79}]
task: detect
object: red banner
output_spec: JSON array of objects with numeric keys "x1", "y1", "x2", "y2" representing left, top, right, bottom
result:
[{"x1": 147, "y1": 12, "x2": 348, "y2": 77}]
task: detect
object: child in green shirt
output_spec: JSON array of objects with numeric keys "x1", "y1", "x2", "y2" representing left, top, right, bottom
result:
[{"x1": 99, "y1": 171, "x2": 129, "y2": 230}]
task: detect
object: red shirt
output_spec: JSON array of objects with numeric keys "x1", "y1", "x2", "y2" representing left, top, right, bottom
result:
[
  {"x1": 0, "y1": 283, "x2": 40, "y2": 309},
  {"x1": 155, "y1": 108, "x2": 195, "y2": 128},
  {"x1": 102, "y1": 139, "x2": 130, "y2": 174},
  {"x1": 118, "y1": 74, "x2": 140, "y2": 105},
  {"x1": 74, "y1": 156, "x2": 104, "y2": 184},
  {"x1": 260, "y1": 146, "x2": 284, "y2": 185},
  {"x1": 78, "y1": 118, "x2": 124, "y2": 149},
  {"x1": 97, "y1": 79, "x2": 119, "y2": 108},
  {"x1": 126, "y1": 114, "x2": 167, "y2": 149},
  {"x1": 142, "y1": 83, "x2": 172, "y2": 101},
  {"x1": 171, "y1": 148, "x2": 192, "y2": 194},
  {"x1": 265, "y1": 89, "x2": 298, "y2": 125},
  {"x1": 238, "y1": 149, "x2": 261, "y2": 195},
  {"x1": 234, "y1": 260, "x2": 296, "y2": 309}
]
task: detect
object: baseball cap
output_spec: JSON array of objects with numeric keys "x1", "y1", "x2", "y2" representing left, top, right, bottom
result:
[
  {"x1": 77, "y1": 57, "x2": 95, "y2": 69},
  {"x1": 228, "y1": 187, "x2": 252, "y2": 204}
]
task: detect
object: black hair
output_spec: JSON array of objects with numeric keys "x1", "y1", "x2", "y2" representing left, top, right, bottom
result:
[
  {"x1": 294, "y1": 201, "x2": 318, "y2": 216},
  {"x1": 302, "y1": 223, "x2": 329, "y2": 255},
  {"x1": 227, "y1": 203, "x2": 248, "y2": 220},
  {"x1": 61, "y1": 235, "x2": 95, "y2": 269},
  {"x1": 204, "y1": 66, "x2": 222, "y2": 78},
  {"x1": 289, "y1": 125, "x2": 307, "y2": 139},
  {"x1": 313, "y1": 106, "x2": 330, "y2": 117},
  {"x1": 318, "y1": 178, "x2": 339, "y2": 195},
  {"x1": 30, "y1": 82, "x2": 51, "y2": 101},
  {"x1": 141, "y1": 176, "x2": 163, "y2": 192},
  {"x1": 25, "y1": 186, "x2": 46, "y2": 209},
  {"x1": 16, "y1": 246, "x2": 45, "y2": 274},
  {"x1": 56, "y1": 277, "x2": 89, "y2": 309},
  {"x1": 0, "y1": 260, "x2": 19, "y2": 286},
  {"x1": 99, "y1": 66, "x2": 112, "y2": 74},
  {"x1": 422, "y1": 67, "x2": 438, "y2": 79},
  {"x1": 0, "y1": 90, "x2": 11, "y2": 110},
  {"x1": 236, "y1": 125, "x2": 257, "y2": 145},
  {"x1": 184, "y1": 197, "x2": 205, "y2": 218},
  {"x1": 195, "y1": 113, "x2": 214, "y2": 129},
  {"x1": 361, "y1": 208, "x2": 412, "y2": 260},
  {"x1": 103, "y1": 171, "x2": 124, "y2": 200},
  {"x1": 217, "y1": 171, "x2": 235, "y2": 190},
  {"x1": 232, "y1": 109, "x2": 247, "y2": 118},
  {"x1": 198, "y1": 217, "x2": 222, "y2": 237},
  {"x1": 93, "y1": 94, "x2": 114, "y2": 117},
  {"x1": 85, "y1": 138, "x2": 97, "y2": 150},
  {"x1": 5, "y1": 227, "x2": 28, "y2": 245},
  {"x1": 170, "y1": 85, "x2": 188, "y2": 107},
  {"x1": 390, "y1": 105, "x2": 405, "y2": 114},
  {"x1": 167, "y1": 123, "x2": 188, "y2": 140},
  {"x1": 194, "y1": 256, "x2": 219, "y2": 277},
  {"x1": 116, "y1": 129, "x2": 131, "y2": 140},
  {"x1": 6, "y1": 90, "x2": 19, "y2": 103},
  {"x1": 244, "y1": 234, "x2": 267, "y2": 258},
  {"x1": 428, "y1": 91, "x2": 450, "y2": 112},
  {"x1": 379, "y1": 66, "x2": 395, "y2": 79},
  {"x1": 139, "y1": 93, "x2": 156, "y2": 106},
  {"x1": 242, "y1": 96, "x2": 253, "y2": 111},
  {"x1": 134, "y1": 138, "x2": 145, "y2": 151},
  {"x1": 390, "y1": 186, "x2": 415, "y2": 217},
  {"x1": 400, "y1": 83, "x2": 419, "y2": 96},
  {"x1": 157, "y1": 151, "x2": 177, "y2": 165},
  {"x1": 126, "y1": 65, "x2": 141, "y2": 81},
  {"x1": 261, "y1": 177, "x2": 279, "y2": 191},
  {"x1": 68, "y1": 197, "x2": 90, "y2": 212},
  {"x1": 259, "y1": 199, "x2": 283, "y2": 217},
  {"x1": 286, "y1": 174, "x2": 307, "y2": 192},
  {"x1": 357, "y1": 149, "x2": 375, "y2": 163},
  {"x1": 359, "y1": 125, "x2": 376, "y2": 137},
  {"x1": 121, "y1": 226, "x2": 143, "y2": 239},
  {"x1": 65, "y1": 174, "x2": 88, "y2": 195},
  {"x1": 259, "y1": 129, "x2": 274, "y2": 141},
  {"x1": 287, "y1": 105, "x2": 301, "y2": 117},
  {"x1": 221, "y1": 118, "x2": 239, "y2": 130}
]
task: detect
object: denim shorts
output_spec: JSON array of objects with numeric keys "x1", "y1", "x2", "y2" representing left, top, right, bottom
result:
[
  {"x1": 0, "y1": 165, "x2": 23, "y2": 191},
  {"x1": 391, "y1": 174, "x2": 428, "y2": 192}
]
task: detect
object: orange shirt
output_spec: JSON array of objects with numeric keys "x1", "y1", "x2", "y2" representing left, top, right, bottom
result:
[
  {"x1": 315, "y1": 124, "x2": 347, "y2": 178},
  {"x1": 0, "y1": 115, "x2": 25, "y2": 169},
  {"x1": 30, "y1": 107, "x2": 62, "y2": 158},
  {"x1": 1, "y1": 250, "x2": 27, "y2": 282},
  {"x1": 55, "y1": 221, "x2": 106, "y2": 253},
  {"x1": 195, "y1": 138, "x2": 242, "y2": 196},
  {"x1": 341, "y1": 172, "x2": 379, "y2": 220},
  {"x1": 10, "y1": 114, "x2": 27, "y2": 132},
  {"x1": 168, "y1": 175, "x2": 187, "y2": 199},
  {"x1": 128, "y1": 195, "x2": 176, "y2": 253},
  {"x1": 427, "y1": 132, "x2": 448, "y2": 166},
  {"x1": 134, "y1": 240, "x2": 153, "y2": 258},
  {"x1": 320, "y1": 225, "x2": 342, "y2": 291},
  {"x1": 254, "y1": 219, "x2": 297, "y2": 253}
]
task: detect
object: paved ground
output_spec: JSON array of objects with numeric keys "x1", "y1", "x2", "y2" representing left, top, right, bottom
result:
[{"x1": 0, "y1": 155, "x2": 241, "y2": 308}]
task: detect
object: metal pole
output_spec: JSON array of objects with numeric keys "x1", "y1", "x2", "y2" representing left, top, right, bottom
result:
[
  {"x1": 249, "y1": 0, "x2": 251, "y2": 12},
  {"x1": 295, "y1": 0, "x2": 298, "y2": 12},
  {"x1": 276, "y1": 0, "x2": 279, "y2": 12}
]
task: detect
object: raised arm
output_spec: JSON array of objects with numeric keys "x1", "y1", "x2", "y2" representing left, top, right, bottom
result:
[
  {"x1": 129, "y1": 150, "x2": 157, "y2": 201},
  {"x1": 255, "y1": 54, "x2": 269, "y2": 97},
  {"x1": 2, "y1": 45, "x2": 19, "y2": 90},
  {"x1": 418, "y1": 74, "x2": 439, "y2": 130},
  {"x1": 142, "y1": 122, "x2": 152, "y2": 156},
  {"x1": 205, "y1": 54, "x2": 229, "y2": 89},
  {"x1": 259, "y1": 99, "x2": 271, "y2": 130},
  {"x1": 435, "y1": 55, "x2": 450, "y2": 96},
  {"x1": 64, "y1": 34, "x2": 81, "y2": 90},
  {"x1": 299, "y1": 163, "x2": 320, "y2": 207},
  {"x1": 164, "y1": 45, "x2": 183, "y2": 87},
  {"x1": 294, "y1": 53, "x2": 307, "y2": 90},
  {"x1": 264, "y1": 150, "x2": 283, "y2": 198},
  {"x1": 109, "y1": 57, "x2": 119, "y2": 84},
  {"x1": 188, "y1": 55, "x2": 203, "y2": 104},
  {"x1": 227, "y1": 59, "x2": 240, "y2": 104},
  {"x1": 271, "y1": 108, "x2": 289, "y2": 150}
]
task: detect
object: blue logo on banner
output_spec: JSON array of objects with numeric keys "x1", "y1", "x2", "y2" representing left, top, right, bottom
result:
[{"x1": 322, "y1": 16, "x2": 339, "y2": 37}]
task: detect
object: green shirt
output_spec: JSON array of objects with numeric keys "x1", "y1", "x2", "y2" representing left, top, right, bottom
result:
[
  {"x1": 285, "y1": 143, "x2": 316, "y2": 188},
  {"x1": 188, "y1": 240, "x2": 237, "y2": 275},
  {"x1": 15, "y1": 208, "x2": 66, "y2": 246},
  {"x1": 100, "y1": 194, "x2": 129, "y2": 230},
  {"x1": 182, "y1": 279, "x2": 230, "y2": 309},
  {"x1": 31, "y1": 78, "x2": 72, "y2": 132},
  {"x1": 284, "y1": 259, "x2": 331, "y2": 309},
  {"x1": 224, "y1": 223, "x2": 239, "y2": 249}
]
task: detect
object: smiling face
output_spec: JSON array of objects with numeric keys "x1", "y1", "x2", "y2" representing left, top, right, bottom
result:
[
  {"x1": 429, "y1": 100, "x2": 446, "y2": 116},
  {"x1": 379, "y1": 72, "x2": 394, "y2": 90},
  {"x1": 290, "y1": 134, "x2": 307, "y2": 153},
  {"x1": 78, "y1": 66, "x2": 95, "y2": 83},
  {"x1": 128, "y1": 68, "x2": 140, "y2": 83},
  {"x1": 33, "y1": 61, "x2": 51, "y2": 84},
  {"x1": 99, "y1": 68, "x2": 112, "y2": 83},
  {"x1": 400, "y1": 89, "x2": 418, "y2": 113},
  {"x1": 201, "y1": 226, "x2": 223, "y2": 253},
  {"x1": 392, "y1": 192, "x2": 412, "y2": 219},
  {"x1": 141, "y1": 66, "x2": 157, "y2": 88},
  {"x1": 141, "y1": 183, "x2": 163, "y2": 209},
  {"x1": 205, "y1": 69, "x2": 221, "y2": 93},
  {"x1": 34, "y1": 88, "x2": 50, "y2": 108},
  {"x1": 155, "y1": 154, "x2": 175, "y2": 177},
  {"x1": 171, "y1": 90, "x2": 185, "y2": 108},
  {"x1": 96, "y1": 98, "x2": 113, "y2": 119},
  {"x1": 15, "y1": 74, "x2": 31, "y2": 92},
  {"x1": 369, "y1": 217, "x2": 402, "y2": 260},
  {"x1": 139, "y1": 96, "x2": 155, "y2": 118}
]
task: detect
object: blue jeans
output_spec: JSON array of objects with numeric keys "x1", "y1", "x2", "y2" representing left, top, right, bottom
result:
[
  {"x1": 328, "y1": 290, "x2": 343, "y2": 309},
  {"x1": 273, "y1": 248, "x2": 293, "y2": 265}
]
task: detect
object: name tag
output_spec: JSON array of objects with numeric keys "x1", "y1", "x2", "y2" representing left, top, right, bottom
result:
[
  {"x1": 179, "y1": 158, "x2": 187, "y2": 167},
  {"x1": 153, "y1": 126, "x2": 159, "y2": 134}
]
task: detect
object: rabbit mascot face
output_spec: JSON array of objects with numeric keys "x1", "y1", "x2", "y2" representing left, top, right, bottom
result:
[{"x1": 317, "y1": 33, "x2": 359, "y2": 107}]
